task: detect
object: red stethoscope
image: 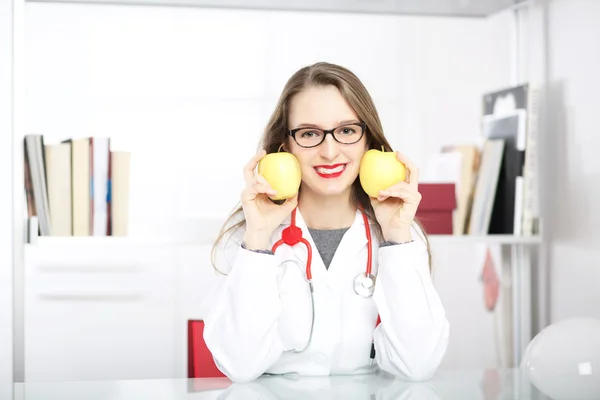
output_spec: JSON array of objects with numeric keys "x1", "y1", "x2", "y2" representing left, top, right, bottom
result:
[
  {"x1": 270, "y1": 205, "x2": 382, "y2": 357},
  {"x1": 271, "y1": 206, "x2": 376, "y2": 297}
]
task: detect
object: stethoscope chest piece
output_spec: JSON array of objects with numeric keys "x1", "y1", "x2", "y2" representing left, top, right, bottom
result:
[{"x1": 354, "y1": 272, "x2": 376, "y2": 298}]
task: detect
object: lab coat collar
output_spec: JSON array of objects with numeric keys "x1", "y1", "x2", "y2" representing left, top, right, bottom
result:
[
  {"x1": 280, "y1": 207, "x2": 371, "y2": 292},
  {"x1": 278, "y1": 207, "x2": 369, "y2": 229}
]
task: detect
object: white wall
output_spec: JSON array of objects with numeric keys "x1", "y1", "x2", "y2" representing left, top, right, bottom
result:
[
  {"x1": 545, "y1": 0, "x2": 600, "y2": 323},
  {"x1": 0, "y1": 0, "x2": 14, "y2": 391},
  {"x1": 23, "y1": 2, "x2": 512, "y2": 231},
  {"x1": 20, "y1": 2, "x2": 519, "y2": 376}
]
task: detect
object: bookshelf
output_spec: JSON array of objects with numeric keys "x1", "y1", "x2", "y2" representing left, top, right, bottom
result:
[
  {"x1": 6, "y1": 0, "x2": 547, "y2": 384},
  {"x1": 27, "y1": 234, "x2": 543, "y2": 247}
]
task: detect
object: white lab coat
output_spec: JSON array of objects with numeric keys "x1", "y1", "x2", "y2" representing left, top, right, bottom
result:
[{"x1": 202, "y1": 208, "x2": 449, "y2": 384}]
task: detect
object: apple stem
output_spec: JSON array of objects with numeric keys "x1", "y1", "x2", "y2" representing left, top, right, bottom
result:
[
  {"x1": 381, "y1": 145, "x2": 384, "y2": 152},
  {"x1": 278, "y1": 143, "x2": 284, "y2": 153}
]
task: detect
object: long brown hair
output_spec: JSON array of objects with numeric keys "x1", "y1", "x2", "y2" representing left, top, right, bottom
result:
[{"x1": 211, "y1": 62, "x2": 432, "y2": 274}]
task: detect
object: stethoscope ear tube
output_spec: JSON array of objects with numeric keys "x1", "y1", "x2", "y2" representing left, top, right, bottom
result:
[{"x1": 290, "y1": 280, "x2": 315, "y2": 353}]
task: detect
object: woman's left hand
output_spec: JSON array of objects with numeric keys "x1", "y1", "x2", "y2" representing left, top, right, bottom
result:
[{"x1": 369, "y1": 151, "x2": 422, "y2": 243}]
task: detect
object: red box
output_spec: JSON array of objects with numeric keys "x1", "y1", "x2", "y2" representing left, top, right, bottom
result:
[{"x1": 415, "y1": 183, "x2": 456, "y2": 235}]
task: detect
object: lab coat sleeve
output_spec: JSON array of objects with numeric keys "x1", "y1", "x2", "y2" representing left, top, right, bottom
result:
[
  {"x1": 202, "y1": 229, "x2": 285, "y2": 383},
  {"x1": 372, "y1": 224, "x2": 450, "y2": 381}
]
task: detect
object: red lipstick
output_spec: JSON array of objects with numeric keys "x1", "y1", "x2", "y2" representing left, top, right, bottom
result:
[{"x1": 314, "y1": 163, "x2": 347, "y2": 179}]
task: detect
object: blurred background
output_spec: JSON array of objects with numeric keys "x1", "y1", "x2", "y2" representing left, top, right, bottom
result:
[{"x1": 1, "y1": 0, "x2": 599, "y2": 391}]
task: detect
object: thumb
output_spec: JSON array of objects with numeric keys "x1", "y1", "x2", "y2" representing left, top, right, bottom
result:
[
  {"x1": 369, "y1": 195, "x2": 379, "y2": 208},
  {"x1": 277, "y1": 194, "x2": 298, "y2": 217},
  {"x1": 275, "y1": 194, "x2": 298, "y2": 222},
  {"x1": 370, "y1": 196, "x2": 386, "y2": 215},
  {"x1": 283, "y1": 193, "x2": 299, "y2": 211}
]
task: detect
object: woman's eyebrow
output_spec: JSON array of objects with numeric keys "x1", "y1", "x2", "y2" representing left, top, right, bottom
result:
[
  {"x1": 294, "y1": 120, "x2": 359, "y2": 129},
  {"x1": 295, "y1": 123, "x2": 321, "y2": 129}
]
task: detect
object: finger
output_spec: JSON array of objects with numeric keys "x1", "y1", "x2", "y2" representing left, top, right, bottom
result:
[
  {"x1": 243, "y1": 149, "x2": 267, "y2": 184},
  {"x1": 379, "y1": 187, "x2": 419, "y2": 202},
  {"x1": 282, "y1": 193, "x2": 299, "y2": 211},
  {"x1": 376, "y1": 193, "x2": 394, "y2": 202},
  {"x1": 286, "y1": 193, "x2": 298, "y2": 207},
  {"x1": 378, "y1": 182, "x2": 412, "y2": 201},
  {"x1": 248, "y1": 175, "x2": 278, "y2": 199},
  {"x1": 369, "y1": 195, "x2": 384, "y2": 207},
  {"x1": 395, "y1": 151, "x2": 419, "y2": 189},
  {"x1": 244, "y1": 174, "x2": 261, "y2": 189},
  {"x1": 384, "y1": 181, "x2": 410, "y2": 193},
  {"x1": 255, "y1": 173, "x2": 273, "y2": 190},
  {"x1": 243, "y1": 182, "x2": 277, "y2": 201}
]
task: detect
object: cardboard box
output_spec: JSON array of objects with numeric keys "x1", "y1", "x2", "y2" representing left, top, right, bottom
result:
[{"x1": 416, "y1": 183, "x2": 457, "y2": 235}]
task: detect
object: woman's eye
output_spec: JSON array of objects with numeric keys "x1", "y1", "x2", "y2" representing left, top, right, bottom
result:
[
  {"x1": 341, "y1": 128, "x2": 356, "y2": 134},
  {"x1": 301, "y1": 130, "x2": 319, "y2": 138}
]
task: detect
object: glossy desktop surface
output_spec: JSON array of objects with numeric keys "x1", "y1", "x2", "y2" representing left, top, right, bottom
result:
[{"x1": 6, "y1": 368, "x2": 600, "y2": 399}]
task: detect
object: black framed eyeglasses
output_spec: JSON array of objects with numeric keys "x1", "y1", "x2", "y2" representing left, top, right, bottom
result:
[{"x1": 288, "y1": 122, "x2": 367, "y2": 148}]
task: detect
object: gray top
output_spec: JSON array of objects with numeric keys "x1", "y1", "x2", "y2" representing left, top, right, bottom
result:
[
  {"x1": 241, "y1": 228, "x2": 408, "y2": 267},
  {"x1": 307, "y1": 227, "x2": 350, "y2": 269}
]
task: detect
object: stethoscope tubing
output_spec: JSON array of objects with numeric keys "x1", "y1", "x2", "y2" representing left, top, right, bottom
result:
[
  {"x1": 270, "y1": 206, "x2": 379, "y2": 354},
  {"x1": 272, "y1": 206, "x2": 373, "y2": 282}
]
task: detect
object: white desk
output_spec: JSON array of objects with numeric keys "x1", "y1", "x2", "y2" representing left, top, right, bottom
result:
[{"x1": 7, "y1": 368, "x2": 600, "y2": 399}]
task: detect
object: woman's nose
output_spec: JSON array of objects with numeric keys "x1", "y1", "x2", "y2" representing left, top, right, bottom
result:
[{"x1": 319, "y1": 134, "x2": 340, "y2": 160}]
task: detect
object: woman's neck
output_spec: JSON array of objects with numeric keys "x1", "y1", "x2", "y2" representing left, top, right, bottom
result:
[{"x1": 298, "y1": 188, "x2": 357, "y2": 230}]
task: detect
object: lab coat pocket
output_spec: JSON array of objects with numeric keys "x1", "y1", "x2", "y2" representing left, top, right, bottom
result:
[{"x1": 339, "y1": 291, "x2": 379, "y2": 369}]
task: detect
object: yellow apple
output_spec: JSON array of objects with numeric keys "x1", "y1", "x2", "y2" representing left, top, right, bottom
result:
[
  {"x1": 258, "y1": 151, "x2": 302, "y2": 200},
  {"x1": 359, "y1": 146, "x2": 407, "y2": 198}
]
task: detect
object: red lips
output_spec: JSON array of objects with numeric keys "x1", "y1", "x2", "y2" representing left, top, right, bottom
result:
[
  {"x1": 313, "y1": 163, "x2": 346, "y2": 169},
  {"x1": 314, "y1": 163, "x2": 347, "y2": 178}
]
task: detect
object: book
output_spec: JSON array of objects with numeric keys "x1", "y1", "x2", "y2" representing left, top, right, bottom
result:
[
  {"x1": 522, "y1": 85, "x2": 540, "y2": 236},
  {"x1": 62, "y1": 138, "x2": 91, "y2": 236},
  {"x1": 91, "y1": 137, "x2": 111, "y2": 236},
  {"x1": 441, "y1": 145, "x2": 480, "y2": 235},
  {"x1": 24, "y1": 135, "x2": 51, "y2": 236},
  {"x1": 468, "y1": 139, "x2": 505, "y2": 236},
  {"x1": 24, "y1": 134, "x2": 130, "y2": 238},
  {"x1": 482, "y1": 85, "x2": 528, "y2": 235},
  {"x1": 45, "y1": 142, "x2": 72, "y2": 236},
  {"x1": 110, "y1": 151, "x2": 131, "y2": 236}
]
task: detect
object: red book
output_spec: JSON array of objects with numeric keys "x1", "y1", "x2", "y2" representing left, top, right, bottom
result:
[
  {"x1": 416, "y1": 183, "x2": 457, "y2": 235},
  {"x1": 188, "y1": 320, "x2": 227, "y2": 379}
]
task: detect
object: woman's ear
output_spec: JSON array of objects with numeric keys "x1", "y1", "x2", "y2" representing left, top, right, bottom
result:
[{"x1": 282, "y1": 137, "x2": 292, "y2": 152}]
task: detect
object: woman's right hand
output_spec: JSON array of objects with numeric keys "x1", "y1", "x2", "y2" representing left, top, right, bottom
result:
[{"x1": 241, "y1": 149, "x2": 299, "y2": 251}]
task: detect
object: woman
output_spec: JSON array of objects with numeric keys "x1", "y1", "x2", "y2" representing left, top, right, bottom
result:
[{"x1": 203, "y1": 62, "x2": 449, "y2": 383}]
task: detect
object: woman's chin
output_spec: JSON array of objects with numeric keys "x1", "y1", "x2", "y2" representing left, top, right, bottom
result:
[{"x1": 308, "y1": 182, "x2": 354, "y2": 197}]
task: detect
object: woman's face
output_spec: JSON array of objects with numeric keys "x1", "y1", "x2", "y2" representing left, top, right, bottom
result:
[{"x1": 287, "y1": 85, "x2": 368, "y2": 198}]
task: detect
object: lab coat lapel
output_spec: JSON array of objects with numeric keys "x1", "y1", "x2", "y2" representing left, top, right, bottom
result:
[
  {"x1": 326, "y1": 210, "x2": 370, "y2": 290},
  {"x1": 289, "y1": 209, "x2": 369, "y2": 292},
  {"x1": 290, "y1": 210, "x2": 328, "y2": 286}
]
